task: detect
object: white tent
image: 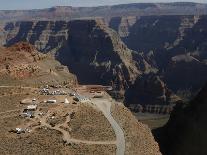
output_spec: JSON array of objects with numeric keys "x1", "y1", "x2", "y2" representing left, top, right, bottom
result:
[{"x1": 64, "y1": 98, "x2": 69, "y2": 104}]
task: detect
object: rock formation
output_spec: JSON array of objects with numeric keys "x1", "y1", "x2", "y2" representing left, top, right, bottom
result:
[
  {"x1": 125, "y1": 72, "x2": 181, "y2": 114},
  {"x1": 0, "y1": 42, "x2": 77, "y2": 86},
  {"x1": 57, "y1": 20, "x2": 140, "y2": 93},
  {"x1": 154, "y1": 83, "x2": 207, "y2": 155},
  {"x1": 5, "y1": 21, "x2": 69, "y2": 53},
  {"x1": 3, "y1": 20, "x2": 152, "y2": 98},
  {"x1": 2, "y1": 15, "x2": 207, "y2": 106},
  {"x1": 110, "y1": 15, "x2": 207, "y2": 101}
]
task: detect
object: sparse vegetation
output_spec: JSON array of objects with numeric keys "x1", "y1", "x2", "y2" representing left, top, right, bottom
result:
[
  {"x1": 111, "y1": 103, "x2": 161, "y2": 155},
  {"x1": 70, "y1": 104, "x2": 116, "y2": 141}
]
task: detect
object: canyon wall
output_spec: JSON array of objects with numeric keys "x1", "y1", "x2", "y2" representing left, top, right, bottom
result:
[
  {"x1": 154, "y1": 83, "x2": 207, "y2": 155},
  {"x1": 3, "y1": 20, "x2": 147, "y2": 95},
  {"x1": 5, "y1": 21, "x2": 69, "y2": 53},
  {"x1": 109, "y1": 15, "x2": 207, "y2": 100},
  {"x1": 2, "y1": 15, "x2": 207, "y2": 108},
  {"x1": 1, "y1": 2, "x2": 207, "y2": 21}
]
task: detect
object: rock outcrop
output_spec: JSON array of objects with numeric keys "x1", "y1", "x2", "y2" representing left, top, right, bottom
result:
[
  {"x1": 3, "y1": 15, "x2": 207, "y2": 106},
  {"x1": 57, "y1": 20, "x2": 141, "y2": 93},
  {"x1": 3, "y1": 20, "x2": 147, "y2": 97},
  {"x1": 0, "y1": 42, "x2": 77, "y2": 86},
  {"x1": 5, "y1": 21, "x2": 69, "y2": 53},
  {"x1": 154, "y1": 83, "x2": 207, "y2": 155},
  {"x1": 125, "y1": 73, "x2": 181, "y2": 114}
]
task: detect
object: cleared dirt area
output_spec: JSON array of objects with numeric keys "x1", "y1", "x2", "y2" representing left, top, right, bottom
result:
[{"x1": 0, "y1": 87, "x2": 117, "y2": 155}]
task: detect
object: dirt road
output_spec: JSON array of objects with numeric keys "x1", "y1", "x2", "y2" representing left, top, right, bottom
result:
[
  {"x1": 34, "y1": 110, "x2": 116, "y2": 145},
  {"x1": 0, "y1": 85, "x2": 37, "y2": 89}
]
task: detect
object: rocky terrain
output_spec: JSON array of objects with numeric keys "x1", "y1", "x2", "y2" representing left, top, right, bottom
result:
[
  {"x1": 124, "y1": 73, "x2": 182, "y2": 114},
  {"x1": 56, "y1": 20, "x2": 141, "y2": 92},
  {"x1": 0, "y1": 85, "x2": 162, "y2": 155},
  {"x1": 0, "y1": 42, "x2": 77, "y2": 86},
  {"x1": 0, "y1": 2, "x2": 207, "y2": 21},
  {"x1": 154, "y1": 82, "x2": 207, "y2": 155},
  {"x1": 1, "y1": 7, "x2": 207, "y2": 109},
  {"x1": 2, "y1": 20, "x2": 154, "y2": 99},
  {"x1": 110, "y1": 15, "x2": 207, "y2": 101}
]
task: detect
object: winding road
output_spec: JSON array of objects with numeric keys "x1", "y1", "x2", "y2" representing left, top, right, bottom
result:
[{"x1": 92, "y1": 98, "x2": 126, "y2": 155}]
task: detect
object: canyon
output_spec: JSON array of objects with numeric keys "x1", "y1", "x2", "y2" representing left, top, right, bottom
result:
[
  {"x1": 0, "y1": 42, "x2": 162, "y2": 155},
  {"x1": 0, "y1": 2, "x2": 207, "y2": 155},
  {"x1": 0, "y1": 2, "x2": 207, "y2": 22},
  {"x1": 154, "y1": 82, "x2": 207, "y2": 155},
  {"x1": 1, "y1": 14, "x2": 207, "y2": 110}
]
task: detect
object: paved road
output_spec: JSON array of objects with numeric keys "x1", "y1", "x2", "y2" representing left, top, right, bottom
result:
[{"x1": 92, "y1": 98, "x2": 125, "y2": 155}]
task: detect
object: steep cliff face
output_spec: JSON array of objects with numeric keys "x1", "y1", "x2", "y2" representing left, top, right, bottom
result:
[
  {"x1": 3, "y1": 16, "x2": 207, "y2": 105},
  {"x1": 4, "y1": 20, "x2": 148, "y2": 95},
  {"x1": 110, "y1": 15, "x2": 207, "y2": 100},
  {"x1": 5, "y1": 21, "x2": 69, "y2": 53},
  {"x1": 162, "y1": 16, "x2": 207, "y2": 96},
  {"x1": 155, "y1": 83, "x2": 207, "y2": 155},
  {"x1": 110, "y1": 15, "x2": 198, "y2": 53},
  {"x1": 125, "y1": 73, "x2": 180, "y2": 107},
  {"x1": 57, "y1": 20, "x2": 141, "y2": 92},
  {"x1": 0, "y1": 22, "x2": 6, "y2": 45},
  {"x1": 109, "y1": 16, "x2": 138, "y2": 38}
]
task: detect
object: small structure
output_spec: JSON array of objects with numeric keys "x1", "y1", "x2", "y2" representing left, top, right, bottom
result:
[
  {"x1": 14, "y1": 128, "x2": 31, "y2": 134},
  {"x1": 16, "y1": 128, "x2": 25, "y2": 134},
  {"x1": 75, "y1": 95, "x2": 90, "y2": 103},
  {"x1": 93, "y1": 91, "x2": 104, "y2": 98},
  {"x1": 20, "y1": 99, "x2": 33, "y2": 104},
  {"x1": 70, "y1": 92, "x2": 76, "y2": 96},
  {"x1": 21, "y1": 111, "x2": 34, "y2": 118},
  {"x1": 21, "y1": 105, "x2": 37, "y2": 118},
  {"x1": 40, "y1": 88, "x2": 49, "y2": 95},
  {"x1": 26, "y1": 105, "x2": 37, "y2": 111},
  {"x1": 64, "y1": 98, "x2": 69, "y2": 104}
]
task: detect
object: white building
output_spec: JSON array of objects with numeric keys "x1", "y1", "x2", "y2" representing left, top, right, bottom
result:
[{"x1": 26, "y1": 105, "x2": 37, "y2": 111}]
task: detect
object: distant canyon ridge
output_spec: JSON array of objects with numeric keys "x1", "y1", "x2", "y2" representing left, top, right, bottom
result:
[
  {"x1": 0, "y1": 2, "x2": 207, "y2": 21},
  {"x1": 0, "y1": 2, "x2": 207, "y2": 111}
]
